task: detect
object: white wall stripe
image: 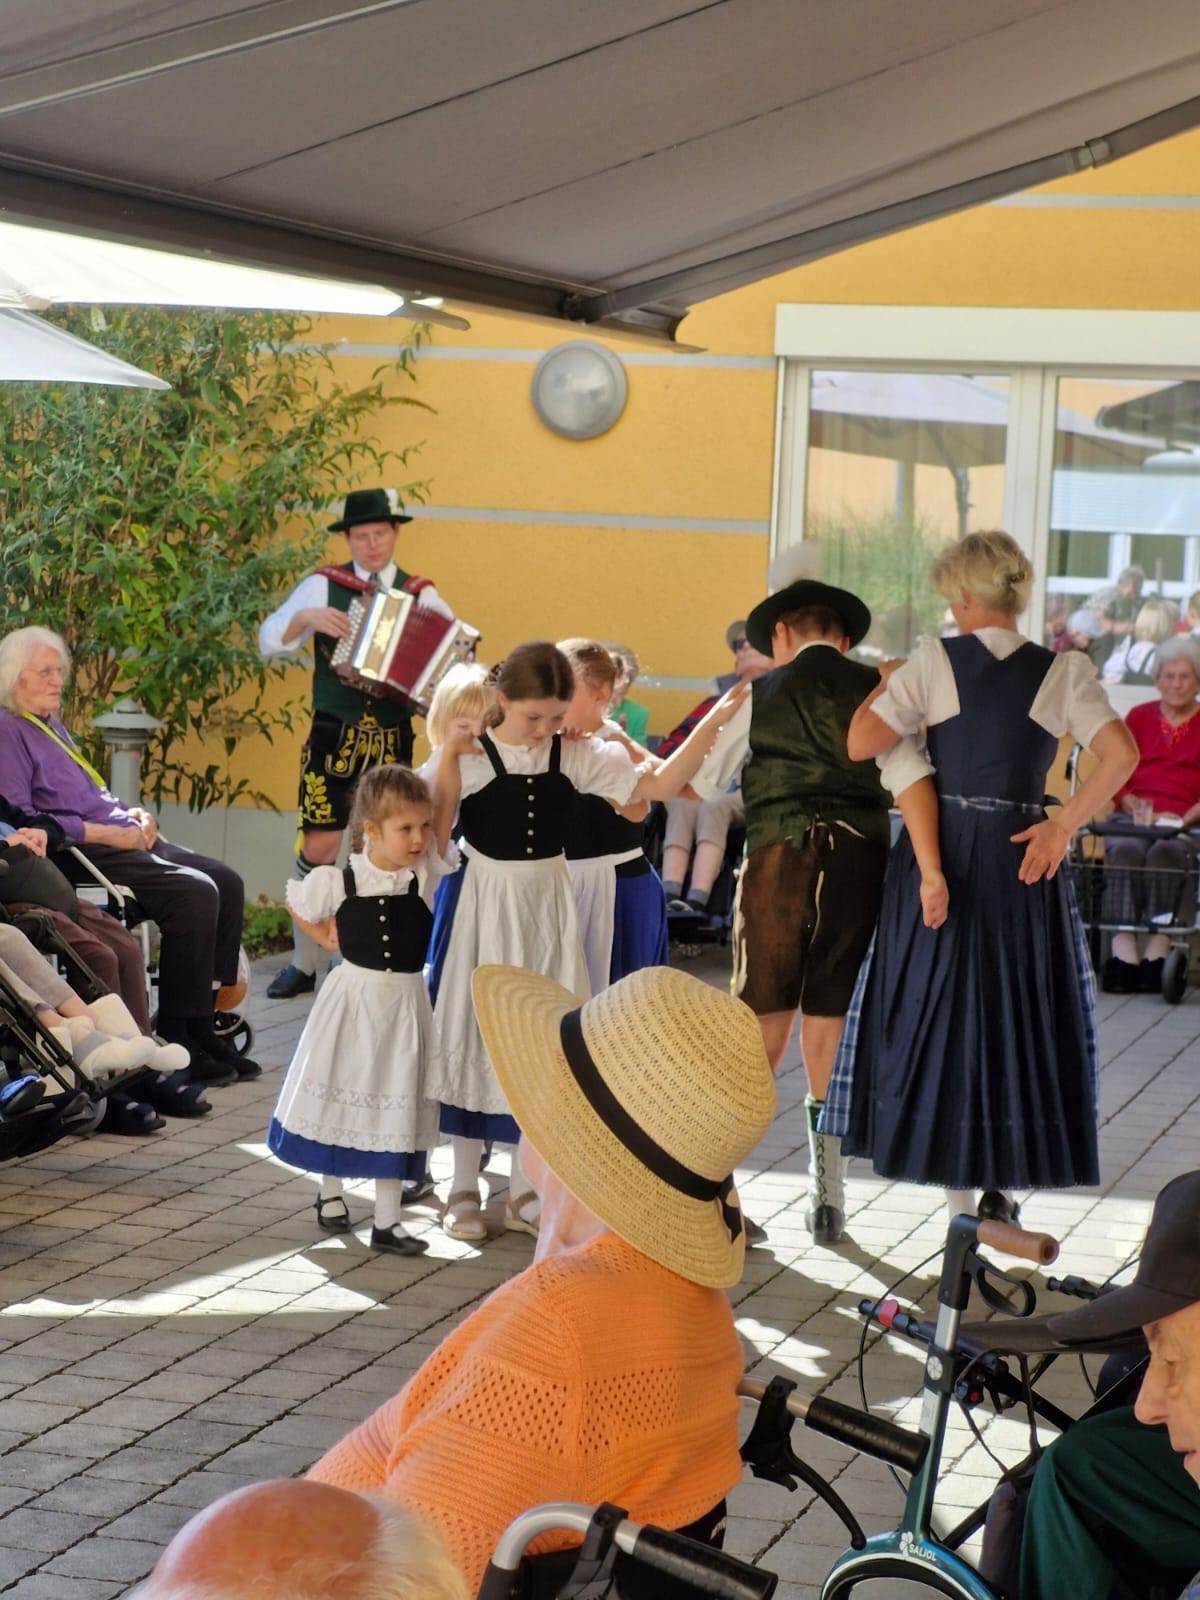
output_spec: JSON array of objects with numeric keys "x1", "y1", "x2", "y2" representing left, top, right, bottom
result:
[
  {"x1": 306, "y1": 341, "x2": 775, "y2": 369},
  {"x1": 412, "y1": 503, "x2": 768, "y2": 535},
  {"x1": 990, "y1": 193, "x2": 1200, "y2": 209}
]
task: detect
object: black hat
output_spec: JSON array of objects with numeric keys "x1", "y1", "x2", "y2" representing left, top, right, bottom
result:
[
  {"x1": 745, "y1": 580, "x2": 872, "y2": 657},
  {"x1": 328, "y1": 488, "x2": 412, "y2": 533},
  {"x1": 966, "y1": 1170, "x2": 1200, "y2": 1356}
]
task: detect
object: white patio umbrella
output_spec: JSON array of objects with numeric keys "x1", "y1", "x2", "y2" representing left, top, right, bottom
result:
[
  {"x1": 0, "y1": 220, "x2": 469, "y2": 330},
  {"x1": 0, "y1": 307, "x2": 169, "y2": 388}
]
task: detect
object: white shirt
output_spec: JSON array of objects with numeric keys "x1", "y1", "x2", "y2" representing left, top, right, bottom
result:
[
  {"x1": 284, "y1": 844, "x2": 456, "y2": 921},
  {"x1": 258, "y1": 560, "x2": 454, "y2": 660},
  {"x1": 421, "y1": 734, "x2": 640, "y2": 811},
  {"x1": 692, "y1": 642, "x2": 932, "y2": 803},
  {"x1": 873, "y1": 629, "x2": 1119, "y2": 751}
]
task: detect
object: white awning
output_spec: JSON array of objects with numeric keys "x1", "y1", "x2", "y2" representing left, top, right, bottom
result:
[{"x1": 0, "y1": 2, "x2": 1197, "y2": 341}]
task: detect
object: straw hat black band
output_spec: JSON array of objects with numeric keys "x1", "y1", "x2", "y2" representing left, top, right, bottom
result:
[{"x1": 559, "y1": 1008, "x2": 743, "y2": 1241}]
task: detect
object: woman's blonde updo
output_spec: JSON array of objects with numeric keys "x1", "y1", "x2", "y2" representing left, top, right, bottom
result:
[{"x1": 930, "y1": 530, "x2": 1033, "y2": 617}]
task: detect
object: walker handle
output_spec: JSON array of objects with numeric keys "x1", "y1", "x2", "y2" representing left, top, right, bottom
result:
[
  {"x1": 631, "y1": 1526, "x2": 777, "y2": 1597},
  {"x1": 977, "y1": 1219, "x2": 1059, "y2": 1265}
]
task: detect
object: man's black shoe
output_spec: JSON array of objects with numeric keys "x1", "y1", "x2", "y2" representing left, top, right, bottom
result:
[{"x1": 266, "y1": 964, "x2": 316, "y2": 1000}]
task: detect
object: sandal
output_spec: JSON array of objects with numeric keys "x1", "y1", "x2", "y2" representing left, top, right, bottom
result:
[
  {"x1": 140, "y1": 1070, "x2": 211, "y2": 1120},
  {"x1": 504, "y1": 1194, "x2": 541, "y2": 1237},
  {"x1": 100, "y1": 1093, "x2": 166, "y2": 1136},
  {"x1": 443, "y1": 1189, "x2": 487, "y2": 1242},
  {"x1": 315, "y1": 1195, "x2": 352, "y2": 1232}
]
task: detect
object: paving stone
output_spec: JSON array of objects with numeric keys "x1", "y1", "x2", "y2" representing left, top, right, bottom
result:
[
  {"x1": 46, "y1": 1534, "x2": 159, "y2": 1581},
  {"x1": 0, "y1": 1505, "x2": 108, "y2": 1551},
  {"x1": 6, "y1": 1577, "x2": 125, "y2": 1600}
]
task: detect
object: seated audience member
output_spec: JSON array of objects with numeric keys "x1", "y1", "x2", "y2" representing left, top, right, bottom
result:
[
  {"x1": 606, "y1": 642, "x2": 651, "y2": 743},
  {"x1": 1019, "y1": 1170, "x2": 1200, "y2": 1600},
  {"x1": 1101, "y1": 639, "x2": 1200, "y2": 993},
  {"x1": 138, "y1": 964, "x2": 775, "y2": 1595},
  {"x1": 1064, "y1": 607, "x2": 1105, "y2": 655},
  {"x1": 659, "y1": 622, "x2": 771, "y2": 912},
  {"x1": 0, "y1": 799, "x2": 154, "y2": 1031},
  {"x1": 132, "y1": 1485, "x2": 467, "y2": 1600},
  {"x1": 1102, "y1": 598, "x2": 1179, "y2": 685},
  {"x1": 1188, "y1": 589, "x2": 1200, "y2": 637},
  {"x1": 0, "y1": 627, "x2": 254, "y2": 1082}
]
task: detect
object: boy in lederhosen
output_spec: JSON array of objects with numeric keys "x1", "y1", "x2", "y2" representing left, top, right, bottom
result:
[{"x1": 691, "y1": 578, "x2": 927, "y2": 1244}]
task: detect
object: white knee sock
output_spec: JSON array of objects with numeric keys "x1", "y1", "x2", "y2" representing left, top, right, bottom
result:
[
  {"x1": 374, "y1": 1179, "x2": 404, "y2": 1232},
  {"x1": 507, "y1": 1143, "x2": 535, "y2": 1209},
  {"x1": 451, "y1": 1136, "x2": 483, "y2": 1197},
  {"x1": 291, "y1": 853, "x2": 324, "y2": 977},
  {"x1": 319, "y1": 1175, "x2": 344, "y2": 1202},
  {"x1": 945, "y1": 1188, "x2": 975, "y2": 1220}
]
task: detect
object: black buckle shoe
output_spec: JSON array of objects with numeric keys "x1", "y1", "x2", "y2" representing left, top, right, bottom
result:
[
  {"x1": 807, "y1": 1204, "x2": 846, "y2": 1246},
  {"x1": 401, "y1": 1177, "x2": 436, "y2": 1204},
  {"x1": 370, "y1": 1225, "x2": 429, "y2": 1257},
  {"x1": 266, "y1": 964, "x2": 316, "y2": 1000},
  {"x1": 315, "y1": 1195, "x2": 351, "y2": 1232}
]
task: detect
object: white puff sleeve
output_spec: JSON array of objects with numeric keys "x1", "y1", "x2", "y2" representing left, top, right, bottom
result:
[
  {"x1": 561, "y1": 736, "x2": 640, "y2": 806},
  {"x1": 285, "y1": 865, "x2": 345, "y2": 922},
  {"x1": 870, "y1": 637, "x2": 940, "y2": 738}
]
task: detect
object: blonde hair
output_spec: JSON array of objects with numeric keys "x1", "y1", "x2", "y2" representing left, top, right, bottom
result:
[
  {"x1": 425, "y1": 663, "x2": 494, "y2": 749},
  {"x1": 930, "y1": 531, "x2": 1033, "y2": 617},
  {"x1": 557, "y1": 637, "x2": 618, "y2": 695},
  {"x1": 348, "y1": 765, "x2": 431, "y2": 852},
  {"x1": 1134, "y1": 598, "x2": 1179, "y2": 644}
]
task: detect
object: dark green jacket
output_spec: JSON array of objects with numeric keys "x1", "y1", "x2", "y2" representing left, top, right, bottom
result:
[{"x1": 741, "y1": 645, "x2": 889, "y2": 854}]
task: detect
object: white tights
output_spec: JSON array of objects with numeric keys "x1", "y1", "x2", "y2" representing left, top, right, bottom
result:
[
  {"x1": 450, "y1": 1136, "x2": 534, "y2": 1207},
  {"x1": 319, "y1": 1175, "x2": 408, "y2": 1233}
]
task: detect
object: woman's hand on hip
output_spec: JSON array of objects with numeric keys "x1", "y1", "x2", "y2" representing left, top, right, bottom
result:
[
  {"x1": 919, "y1": 869, "x2": 949, "y2": 929},
  {"x1": 1010, "y1": 817, "x2": 1071, "y2": 884}
]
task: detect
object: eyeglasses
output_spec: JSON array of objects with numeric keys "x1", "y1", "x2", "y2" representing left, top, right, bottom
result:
[{"x1": 731, "y1": 637, "x2": 749, "y2": 652}]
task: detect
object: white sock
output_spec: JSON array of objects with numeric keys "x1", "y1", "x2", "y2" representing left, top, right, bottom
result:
[
  {"x1": 319, "y1": 1176, "x2": 344, "y2": 1201},
  {"x1": 374, "y1": 1179, "x2": 404, "y2": 1232},
  {"x1": 507, "y1": 1143, "x2": 535, "y2": 1210},
  {"x1": 945, "y1": 1188, "x2": 975, "y2": 1220},
  {"x1": 1112, "y1": 932, "x2": 1139, "y2": 964},
  {"x1": 451, "y1": 1136, "x2": 483, "y2": 1197}
]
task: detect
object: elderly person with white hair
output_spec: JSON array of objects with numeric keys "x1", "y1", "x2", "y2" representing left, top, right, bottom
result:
[
  {"x1": 0, "y1": 627, "x2": 253, "y2": 1084},
  {"x1": 1102, "y1": 634, "x2": 1200, "y2": 993}
]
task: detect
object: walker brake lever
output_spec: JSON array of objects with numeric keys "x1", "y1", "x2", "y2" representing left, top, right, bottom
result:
[
  {"x1": 968, "y1": 1247, "x2": 1036, "y2": 1318},
  {"x1": 739, "y1": 1376, "x2": 866, "y2": 1550}
]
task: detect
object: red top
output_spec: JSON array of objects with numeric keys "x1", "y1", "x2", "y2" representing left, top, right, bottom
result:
[{"x1": 1116, "y1": 699, "x2": 1200, "y2": 816}]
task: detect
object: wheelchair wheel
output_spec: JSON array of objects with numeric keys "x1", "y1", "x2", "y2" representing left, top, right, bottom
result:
[
  {"x1": 212, "y1": 1011, "x2": 255, "y2": 1056},
  {"x1": 1162, "y1": 947, "x2": 1189, "y2": 1005}
]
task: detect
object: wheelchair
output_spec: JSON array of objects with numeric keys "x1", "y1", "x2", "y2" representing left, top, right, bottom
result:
[
  {"x1": 65, "y1": 844, "x2": 256, "y2": 1056},
  {"x1": 1063, "y1": 744, "x2": 1200, "y2": 1004},
  {"x1": 643, "y1": 804, "x2": 745, "y2": 954},
  {"x1": 479, "y1": 1211, "x2": 1152, "y2": 1599}
]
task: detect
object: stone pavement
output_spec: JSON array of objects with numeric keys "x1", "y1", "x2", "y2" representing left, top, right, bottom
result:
[{"x1": 0, "y1": 950, "x2": 1189, "y2": 1599}]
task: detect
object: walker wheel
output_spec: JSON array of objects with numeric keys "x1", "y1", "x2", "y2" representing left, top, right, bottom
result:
[
  {"x1": 1162, "y1": 948, "x2": 1189, "y2": 1005},
  {"x1": 212, "y1": 1012, "x2": 255, "y2": 1056}
]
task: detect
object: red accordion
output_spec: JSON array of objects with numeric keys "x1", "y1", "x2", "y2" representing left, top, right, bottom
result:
[{"x1": 321, "y1": 567, "x2": 480, "y2": 714}]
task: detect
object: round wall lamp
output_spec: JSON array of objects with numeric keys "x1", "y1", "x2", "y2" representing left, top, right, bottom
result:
[{"x1": 531, "y1": 340, "x2": 628, "y2": 440}]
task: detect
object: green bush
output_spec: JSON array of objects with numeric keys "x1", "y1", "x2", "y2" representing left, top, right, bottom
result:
[{"x1": 242, "y1": 898, "x2": 295, "y2": 960}]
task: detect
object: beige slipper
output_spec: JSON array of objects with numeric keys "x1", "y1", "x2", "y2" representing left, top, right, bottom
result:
[
  {"x1": 443, "y1": 1189, "x2": 487, "y2": 1242},
  {"x1": 504, "y1": 1194, "x2": 540, "y2": 1237}
]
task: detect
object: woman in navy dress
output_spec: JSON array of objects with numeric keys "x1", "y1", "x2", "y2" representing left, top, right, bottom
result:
[{"x1": 831, "y1": 532, "x2": 1137, "y2": 1204}]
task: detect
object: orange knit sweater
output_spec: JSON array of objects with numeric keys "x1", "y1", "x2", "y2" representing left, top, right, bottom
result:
[{"x1": 308, "y1": 1233, "x2": 744, "y2": 1589}]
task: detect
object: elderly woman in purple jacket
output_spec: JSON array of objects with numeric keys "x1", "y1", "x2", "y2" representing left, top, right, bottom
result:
[{"x1": 0, "y1": 627, "x2": 255, "y2": 1084}]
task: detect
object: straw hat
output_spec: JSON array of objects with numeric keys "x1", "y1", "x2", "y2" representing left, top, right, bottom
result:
[{"x1": 471, "y1": 964, "x2": 776, "y2": 1288}]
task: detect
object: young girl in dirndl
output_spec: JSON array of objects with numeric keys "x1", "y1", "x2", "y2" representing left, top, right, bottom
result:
[
  {"x1": 426, "y1": 641, "x2": 745, "y2": 1245},
  {"x1": 825, "y1": 532, "x2": 1138, "y2": 1211},
  {"x1": 267, "y1": 766, "x2": 455, "y2": 1255},
  {"x1": 558, "y1": 637, "x2": 669, "y2": 990}
]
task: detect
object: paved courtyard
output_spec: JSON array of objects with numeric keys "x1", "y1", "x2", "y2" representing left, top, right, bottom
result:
[{"x1": 0, "y1": 950, "x2": 1189, "y2": 1598}]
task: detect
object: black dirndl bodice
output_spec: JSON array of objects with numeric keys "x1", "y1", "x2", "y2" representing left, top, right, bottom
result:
[
  {"x1": 842, "y1": 633, "x2": 1099, "y2": 1191},
  {"x1": 458, "y1": 733, "x2": 578, "y2": 860},
  {"x1": 335, "y1": 863, "x2": 432, "y2": 973}
]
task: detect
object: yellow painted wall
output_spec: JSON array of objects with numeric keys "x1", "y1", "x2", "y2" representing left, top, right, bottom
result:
[{"x1": 210, "y1": 126, "x2": 1200, "y2": 813}]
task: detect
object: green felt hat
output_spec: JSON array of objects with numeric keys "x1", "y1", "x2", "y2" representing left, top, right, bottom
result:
[
  {"x1": 328, "y1": 488, "x2": 412, "y2": 532},
  {"x1": 745, "y1": 579, "x2": 872, "y2": 656}
]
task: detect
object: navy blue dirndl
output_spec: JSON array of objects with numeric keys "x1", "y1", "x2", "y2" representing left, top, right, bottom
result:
[{"x1": 839, "y1": 635, "x2": 1100, "y2": 1191}]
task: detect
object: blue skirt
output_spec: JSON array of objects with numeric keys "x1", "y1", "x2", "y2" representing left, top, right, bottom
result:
[
  {"x1": 832, "y1": 798, "x2": 1099, "y2": 1190},
  {"x1": 609, "y1": 865, "x2": 669, "y2": 982},
  {"x1": 267, "y1": 1121, "x2": 428, "y2": 1182},
  {"x1": 438, "y1": 1104, "x2": 521, "y2": 1144}
]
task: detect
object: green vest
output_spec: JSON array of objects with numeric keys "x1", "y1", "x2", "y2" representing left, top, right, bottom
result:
[
  {"x1": 741, "y1": 646, "x2": 890, "y2": 854},
  {"x1": 313, "y1": 563, "x2": 413, "y2": 728}
]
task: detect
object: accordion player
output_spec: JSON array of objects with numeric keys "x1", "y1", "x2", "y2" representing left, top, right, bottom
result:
[{"x1": 321, "y1": 566, "x2": 480, "y2": 714}]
